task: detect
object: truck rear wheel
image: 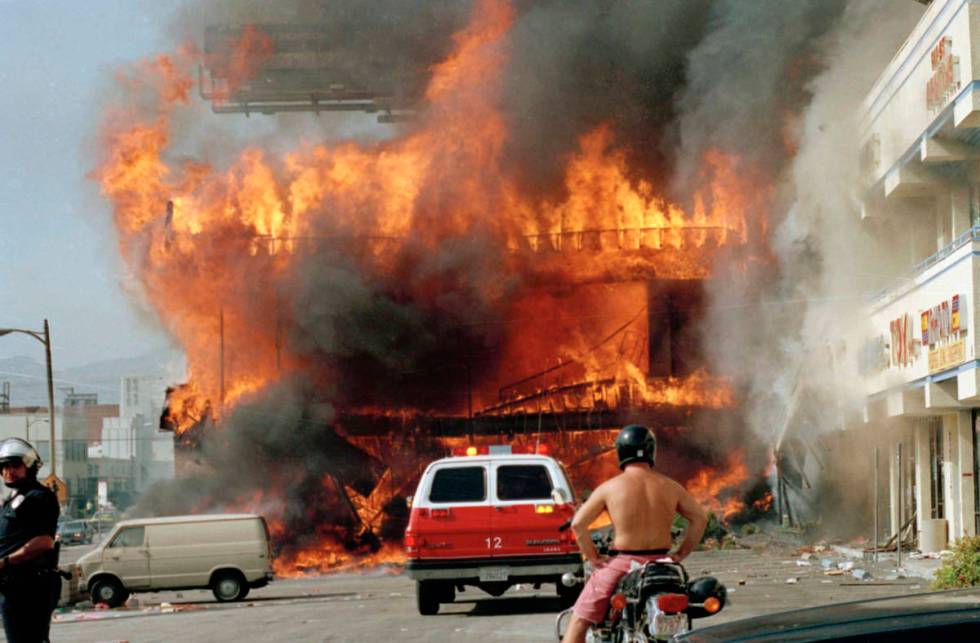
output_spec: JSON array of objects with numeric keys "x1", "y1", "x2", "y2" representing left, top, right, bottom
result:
[
  {"x1": 438, "y1": 582, "x2": 455, "y2": 603},
  {"x1": 416, "y1": 580, "x2": 440, "y2": 615},
  {"x1": 557, "y1": 579, "x2": 581, "y2": 608}
]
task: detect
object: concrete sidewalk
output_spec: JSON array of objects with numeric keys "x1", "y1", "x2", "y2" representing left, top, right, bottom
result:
[
  {"x1": 684, "y1": 546, "x2": 933, "y2": 625},
  {"x1": 830, "y1": 544, "x2": 943, "y2": 582}
]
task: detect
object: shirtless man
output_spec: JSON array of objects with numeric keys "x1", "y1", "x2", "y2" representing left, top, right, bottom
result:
[{"x1": 562, "y1": 425, "x2": 708, "y2": 643}]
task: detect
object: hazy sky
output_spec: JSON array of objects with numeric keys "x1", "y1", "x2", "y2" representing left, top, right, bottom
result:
[{"x1": 0, "y1": 1, "x2": 184, "y2": 368}]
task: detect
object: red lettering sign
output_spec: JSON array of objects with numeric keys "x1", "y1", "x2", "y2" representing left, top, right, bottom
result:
[{"x1": 927, "y1": 37, "x2": 959, "y2": 112}]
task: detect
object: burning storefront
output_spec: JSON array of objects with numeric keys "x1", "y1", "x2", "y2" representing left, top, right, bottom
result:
[{"x1": 89, "y1": 0, "x2": 878, "y2": 574}]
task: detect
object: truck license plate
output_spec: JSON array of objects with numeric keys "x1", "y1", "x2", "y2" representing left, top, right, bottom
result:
[
  {"x1": 651, "y1": 612, "x2": 688, "y2": 637},
  {"x1": 479, "y1": 566, "x2": 509, "y2": 582}
]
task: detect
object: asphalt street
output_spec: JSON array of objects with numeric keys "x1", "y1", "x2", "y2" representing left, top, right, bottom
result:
[{"x1": 29, "y1": 547, "x2": 932, "y2": 643}]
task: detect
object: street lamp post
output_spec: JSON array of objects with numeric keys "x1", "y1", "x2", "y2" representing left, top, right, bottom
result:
[
  {"x1": 25, "y1": 417, "x2": 50, "y2": 461},
  {"x1": 0, "y1": 319, "x2": 57, "y2": 477}
]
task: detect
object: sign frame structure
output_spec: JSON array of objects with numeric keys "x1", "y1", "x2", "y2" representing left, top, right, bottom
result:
[{"x1": 41, "y1": 474, "x2": 69, "y2": 505}]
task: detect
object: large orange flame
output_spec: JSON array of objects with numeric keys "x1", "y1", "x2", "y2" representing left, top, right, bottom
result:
[
  {"x1": 685, "y1": 450, "x2": 750, "y2": 520},
  {"x1": 93, "y1": 0, "x2": 770, "y2": 572}
]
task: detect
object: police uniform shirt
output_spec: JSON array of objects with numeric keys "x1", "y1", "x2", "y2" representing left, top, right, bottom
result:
[{"x1": 0, "y1": 481, "x2": 59, "y2": 564}]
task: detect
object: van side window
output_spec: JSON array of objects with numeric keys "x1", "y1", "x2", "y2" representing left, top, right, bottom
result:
[
  {"x1": 108, "y1": 526, "x2": 145, "y2": 548},
  {"x1": 497, "y1": 465, "x2": 552, "y2": 500},
  {"x1": 430, "y1": 467, "x2": 485, "y2": 502}
]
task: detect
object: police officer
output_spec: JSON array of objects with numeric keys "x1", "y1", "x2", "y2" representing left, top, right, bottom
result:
[{"x1": 0, "y1": 438, "x2": 61, "y2": 643}]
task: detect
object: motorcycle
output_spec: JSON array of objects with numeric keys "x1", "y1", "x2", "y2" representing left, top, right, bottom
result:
[{"x1": 555, "y1": 527, "x2": 727, "y2": 642}]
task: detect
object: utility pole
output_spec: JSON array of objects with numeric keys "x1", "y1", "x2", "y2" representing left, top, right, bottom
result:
[
  {"x1": 873, "y1": 447, "x2": 879, "y2": 565},
  {"x1": 897, "y1": 442, "x2": 903, "y2": 570},
  {"x1": 219, "y1": 307, "x2": 225, "y2": 411},
  {"x1": 44, "y1": 319, "x2": 56, "y2": 477}
]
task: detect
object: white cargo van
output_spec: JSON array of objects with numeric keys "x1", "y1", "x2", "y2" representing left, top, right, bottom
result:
[{"x1": 75, "y1": 513, "x2": 274, "y2": 607}]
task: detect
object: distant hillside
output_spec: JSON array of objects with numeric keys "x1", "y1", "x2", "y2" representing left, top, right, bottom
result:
[{"x1": 0, "y1": 349, "x2": 186, "y2": 407}]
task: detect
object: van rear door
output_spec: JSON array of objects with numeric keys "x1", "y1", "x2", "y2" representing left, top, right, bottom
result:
[
  {"x1": 490, "y1": 461, "x2": 574, "y2": 558},
  {"x1": 415, "y1": 462, "x2": 490, "y2": 559}
]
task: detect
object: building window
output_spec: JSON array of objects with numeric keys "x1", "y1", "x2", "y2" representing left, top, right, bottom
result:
[{"x1": 929, "y1": 423, "x2": 945, "y2": 519}]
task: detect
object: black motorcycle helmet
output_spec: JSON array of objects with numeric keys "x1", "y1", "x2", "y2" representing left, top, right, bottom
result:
[{"x1": 615, "y1": 424, "x2": 656, "y2": 469}]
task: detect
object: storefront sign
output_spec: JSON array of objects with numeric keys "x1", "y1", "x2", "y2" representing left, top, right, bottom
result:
[
  {"x1": 927, "y1": 37, "x2": 960, "y2": 113},
  {"x1": 921, "y1": 294, "x2": 969, "y2": 373},
  {"x1": 928, "y1": 339, "x2": 965, "y2": 373},
  {"x1": 922, "y1": 294, "x2": 968, "y2": 346},
  {"x1": 890, "y1": 313, "x2": 916, "y2": 367}
]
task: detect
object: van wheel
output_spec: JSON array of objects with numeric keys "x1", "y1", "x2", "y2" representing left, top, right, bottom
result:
[
  {"x1": 416, "y1": 581, "x2": 440, "y2": 615},
  {"x1": 90, "y1": 577, "x2": 128, "y2": 608},
  {"x1": 211, "y1": 571, "x2": 247, "y2": 602}
]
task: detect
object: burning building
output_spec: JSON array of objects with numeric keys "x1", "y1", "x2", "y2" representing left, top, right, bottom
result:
[{"x1": 89, "y1": 0, "x2": 874, "y2": 573}]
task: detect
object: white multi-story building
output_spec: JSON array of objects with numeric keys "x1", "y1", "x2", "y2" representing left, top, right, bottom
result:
[
  {"x1": 0, "y1": 374, "x2": 176, "y2": 512},
  {"x1": 860, "y1": 0, "x2": 980, "y2": 549},
  {"x1": 0, "y1": 404, "x2": 95, "y2": 511},
  {"x1": 87, "y1": 375, "x2": 175, "y2": 506},
  {"x1": 0, "y1": 407, "x2": 63, "y2": 480}
]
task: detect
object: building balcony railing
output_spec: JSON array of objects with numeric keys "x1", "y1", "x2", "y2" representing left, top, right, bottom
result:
[
  {"x1": 913, "y1": 224, "x2": 980, "y2": 274},
  {"x1": 869, "y1": 224, "x2": 980, "y2": 304}
]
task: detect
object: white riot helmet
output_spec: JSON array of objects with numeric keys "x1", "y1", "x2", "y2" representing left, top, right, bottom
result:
[{"x1": 0, "y1": 438, "x2": 42, "y2": 472}]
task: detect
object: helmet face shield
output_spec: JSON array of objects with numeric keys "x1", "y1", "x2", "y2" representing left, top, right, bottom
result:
[{"x1": 0, "y1": 438, "x2": 41, "y2": 471}]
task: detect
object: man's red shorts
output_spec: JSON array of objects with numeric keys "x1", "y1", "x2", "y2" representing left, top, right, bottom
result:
[{"x1": 572, "y1": 554, "x2": 665, "y2": 624}]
